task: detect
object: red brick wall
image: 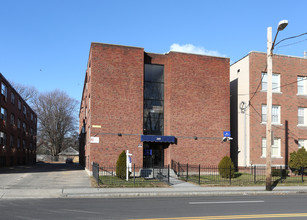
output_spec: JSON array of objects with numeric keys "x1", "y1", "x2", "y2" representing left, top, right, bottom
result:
[
  {"x1": 86, "y1": 43, "x2": 144, "y2": 168},
  {"x1": 248, "y1": 52, "x2": 307, "y2": 166},
  {"x1": 0, "y1": 74, "x2": 37, "y2": 166},
  {"x1": 80, "y1": 43, "x2": 230, "y2": 169}
]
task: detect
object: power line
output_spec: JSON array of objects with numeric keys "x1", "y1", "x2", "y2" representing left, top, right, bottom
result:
[
  {"x1": 275, "y1": 32, "x2": 307, "y2": 47},
  {"x1": 275, "y1": 38, "x2": 307, "y2": 49}
]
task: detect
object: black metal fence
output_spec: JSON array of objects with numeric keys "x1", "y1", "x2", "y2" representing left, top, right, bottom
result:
[
  {"x1": 171, "y1": 160, "x2": 307, "y2": 185},
  {"x1": 91, "y1": 161, "x2": 307, "y2": 187},
  {"x1": 92, "y1": 162, "x2": 100, "y2": 185},
  {"x1": 92, "y1": 162, "x2": 172, "y2": 187}
]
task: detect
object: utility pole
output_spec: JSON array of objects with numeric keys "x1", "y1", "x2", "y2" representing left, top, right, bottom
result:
[
  {"x1": 265, "y1": 20, "x2": 288, "y2": 191},
  {"x1": 266, "y1": 26, "x2": 273, "y2": 191}
]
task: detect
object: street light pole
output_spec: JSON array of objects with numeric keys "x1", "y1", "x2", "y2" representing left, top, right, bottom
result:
[{"x1": 266, "y1": 20, "x2": 288, "y2": 191}]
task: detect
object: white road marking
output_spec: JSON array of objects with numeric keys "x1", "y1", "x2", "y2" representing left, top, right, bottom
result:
[
  {"x1": 62, "y1": 209, "x2": 101, "y2": 214},
  {"x1": 189, "y1": 200, "x2": 265, "y2": 205}
]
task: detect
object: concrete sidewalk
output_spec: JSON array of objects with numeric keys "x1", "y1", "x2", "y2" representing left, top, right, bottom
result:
[{"x1": 2, "y1": 185, "x2": 307, "y2": 199}]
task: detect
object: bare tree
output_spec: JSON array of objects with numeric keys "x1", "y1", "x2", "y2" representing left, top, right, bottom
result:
[
  {"x1": 33, "y1": 90, "x2": 78, "y2": 157},
  {"x1": 10, "y1": 81, "x2": 38, "y2": 107}
]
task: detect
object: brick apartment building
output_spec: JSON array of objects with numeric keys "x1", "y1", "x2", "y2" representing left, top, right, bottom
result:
[
  {"x1": 0, "y1": 73, "x2": 37, "y2": 166},
  {"x1": 230, "y1": 52, "x2": 307, "y2": 168},
  {"x1": 79, "y1": 43, "x2": 230, "y2": 170}
]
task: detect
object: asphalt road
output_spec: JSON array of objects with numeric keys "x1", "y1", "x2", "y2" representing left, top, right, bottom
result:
[{"x1": 2, "y1": 195, "x2": 307, "y2": 220}]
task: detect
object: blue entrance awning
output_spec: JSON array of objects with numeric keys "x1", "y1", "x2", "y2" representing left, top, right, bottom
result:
[{"x1": 141, "y1": 135, "x2": 176, "y2": 144}]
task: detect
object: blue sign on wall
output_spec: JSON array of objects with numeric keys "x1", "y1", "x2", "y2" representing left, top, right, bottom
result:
[
  {"x1": 223, "y1": 131, "x2": 231, "y2": 137},
  {"x1": 144, "y1": 149, "x2": 152, "y2": 156}
]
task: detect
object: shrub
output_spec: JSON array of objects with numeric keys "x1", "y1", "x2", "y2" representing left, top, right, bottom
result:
[
  {"x1": 116, "y1": 151, "x2": 126, "y2": 179},
  {"x1": 218, "y1": 156, "x2": 235, "y2": 178},
  {"x1": 271, "y1": 168, "x2": 289, "y2": 177},
  {"x1": 289, "y1": 147, "x2": 307, "y2": 175}
]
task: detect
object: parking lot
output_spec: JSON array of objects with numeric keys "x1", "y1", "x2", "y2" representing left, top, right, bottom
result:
[{"x1": 0, "y1": 162, "x2": 91, "y2": 189}]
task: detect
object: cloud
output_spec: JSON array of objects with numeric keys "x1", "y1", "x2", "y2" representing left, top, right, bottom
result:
[{"x1": 169, "y1": 43, "x2": 226, "y2": 57}]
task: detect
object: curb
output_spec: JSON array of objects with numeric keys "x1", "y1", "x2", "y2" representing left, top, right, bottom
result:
[{"x1": 2, "y1": 187, "x2": 307, "y2": 200}]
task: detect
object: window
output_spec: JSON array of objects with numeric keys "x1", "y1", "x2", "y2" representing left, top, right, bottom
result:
[
  {"x1": 261, "y1": 73, "x2": 280, "y2": 92},
  {"x1": 0, "y1": 132, "x2": 6, "y2": 145},
  {"x1": 22, "y1": 122, "x2": 26, "y2": 132},
  {"x1": 1, "y1": 107, "x2": 7, "y2": 121},
  {"x1": 31, "y1": 113, "x2": 33, "y2": 121},
  {"x1": 18, "y1": 100, "x2": 21, "y2": 110},
  {"x1": 298, "y1": 139, "x2": 307, "y2": 149},
  {"x1": 11, "y1": 92, "x2": 15, "y2": 104},
  {"x1": 143, "y1": 64, "x2": 164, "y2": 135},
  {"x1": 17, "y1": 118, "x2": 21, "y2": 129},
  {"x1": 1, "y1": 83, "x2": 7, "y2": 98},
  {"x1": 298, "y1": 107, "x2": 307, "y2": 126},
  {"x1": 262, "y1": 137, "x2": 281, "y2": 157},
  {"x1": 23, "y1": 106, "x2": 27, "y2": 117},
  {"x1": 17, "y1": 138, "x2": 20, "y2": 148},
  {"x1": 22, "y1": 140, "x2": 26, "y2": 148},
  {"x1": 10, "y1": 135, "x2": 14, "y2": 147},
  {"x1": 262, "y1": 105, "x2": 280, "y2": 124},
  {"x1": 298, "y1": 76, "x2": 307, "y2": 95},
  {"x1": 10, "y1": 114, "x2": 15, "y2": 125}
]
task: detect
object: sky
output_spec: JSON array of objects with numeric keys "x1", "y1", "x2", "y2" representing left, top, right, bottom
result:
[{"x1": 1, "y1": 0, "x2": 307, "y2": 104}]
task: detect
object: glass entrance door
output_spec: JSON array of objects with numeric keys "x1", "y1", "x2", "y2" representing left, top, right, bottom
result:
[{"x1": 143, "y1": 143, "x2": 164, "y2": 168}]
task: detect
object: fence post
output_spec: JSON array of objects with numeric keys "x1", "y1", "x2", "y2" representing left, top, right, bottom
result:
[
  {"x1": 134, "y1": 164, "x2": 135, "y2": 185},
  {"x1": 198, "y1": 164, "x2": 200, "y2": 185},
  {"x1": 186, "y1": 163, "x2": 189, "y2": 182},
  {"x1": 178, "y1": 162, "x2": 180, "y2": 176},
  {"x1": 302, "y1": 167, "x2": 304, "y2": 183},
  {"x1": 253, "y1": 165, "x2": 256, "y2": 184},
  {"x1": 168, "y1": 164, "x2": 170, "y2": 184},
  {"x1": 229, "y1": 166, "x2": 231, "y2": 185},
  {"x1": 280, "y1": 165, "x2": 283, "y2": 183}
]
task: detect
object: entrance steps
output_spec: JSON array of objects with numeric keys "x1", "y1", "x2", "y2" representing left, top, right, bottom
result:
[{"x1": 140, "y1": 168, "x2": 177, "y2": 179}]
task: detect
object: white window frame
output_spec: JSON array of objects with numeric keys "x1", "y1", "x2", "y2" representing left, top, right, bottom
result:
[
  {"x1": 298, "y1": 139, "x2": 307, "y2": 149},
  {"x1": 297, "y1": 76, "x2": 307, "y2": 95},
  {"x1": 262, "y1": 105, "x2": 281, "y2": 124},
  {"x1": 262, "y1": 137, "x2": 281, "y2": 158},
  {"x1": 298, "y1": 107, "x2": 307, "y2": 126},
  {"x1": 1, "y1": 107, "x2": 7, "y2": 121},
  {"x1": 1, "y1": 83, "x2": 7, "y2": 98},
  {"x1": 0, "y1": 132, "x2": 6, "y2": 145},
  {"x1": 261, "y1": 72, "x2": 281, "y2": 93}
]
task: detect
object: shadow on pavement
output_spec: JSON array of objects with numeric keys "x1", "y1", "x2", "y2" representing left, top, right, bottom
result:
[{"x1": 0, "y1": 162, "x2": 85, "y2": 174}]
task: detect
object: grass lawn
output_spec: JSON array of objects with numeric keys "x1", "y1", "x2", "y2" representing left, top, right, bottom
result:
[
  {"x1": 180, "y1": 172, "x2": 307, "y2": 186},
  {"x1": 96, "y1": 176, "x2": 170, "y2": 188}
]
